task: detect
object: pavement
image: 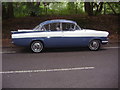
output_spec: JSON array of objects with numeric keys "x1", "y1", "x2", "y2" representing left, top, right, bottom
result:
[{"x1": 1, "y1": 43, "x2": 119, "y2": 88}]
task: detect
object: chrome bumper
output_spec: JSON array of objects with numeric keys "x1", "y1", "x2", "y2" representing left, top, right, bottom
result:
[{"x1": 102, "y1": 41, "x2": 108, "y2": 44}]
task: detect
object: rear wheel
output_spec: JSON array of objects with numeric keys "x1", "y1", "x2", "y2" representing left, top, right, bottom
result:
[
  {"x1": 30, "y1": 41, "x2": 43, "y2": 53},
  {"x1": 88, "y1": 40, "x2": 101, "y2": 51}
]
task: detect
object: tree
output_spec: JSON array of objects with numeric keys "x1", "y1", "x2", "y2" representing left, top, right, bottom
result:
[
  {"x1": 67, "y1": 2, "x2": 76, "y2": 14},
  {"x1": 43, "y1": 2, "x2": 50, "y2": 15},
  {"x1": 7, "y1": 2, "x2": 14, "y2": 18},
  {"x1": 93, "y1": 2, "x2": 103, "y2": 15},
  {"x1": 2, "y1": 2, "x2": 14, "y2": 19},
  {"x1": 75, "y1": 2, "x2": 78, "y2": 14},
  {"x1": 2, "y1": 3, "x2": 7, "y2": 19},
  {"x1": 26, "y1": 2, "x2": 41, "y2": 16},
  {"x1": 107, "y1": 2, "x2": 117, "y2": 14},
  {"x1": 84, "y1": 2, "x2": 93, "y2": 16}
]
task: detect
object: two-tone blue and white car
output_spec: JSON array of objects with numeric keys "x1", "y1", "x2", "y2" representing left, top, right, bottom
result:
[{"x1": 11, "y1": 19, "x2": 109, "y2": 53}]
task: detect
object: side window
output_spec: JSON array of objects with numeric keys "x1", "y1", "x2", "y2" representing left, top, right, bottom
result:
[
  {"x1": 62, "y1": 23, "x2": 75, "y2": 31},
  {"x1": 34, "y1": 25, "x2": 41, "y2": 30},
  {"x1": 50, "y1": 23, "x2": 61, "y2": 31},
  {"x1": 75, "y1": 25, "x2": 80, "y2": 30},
  {"x1": 44, "y1": 24, "x2": 50, "y2": 31},
  {"x1": 43, "y1": 23, "x2": 61, "y2": 31}
]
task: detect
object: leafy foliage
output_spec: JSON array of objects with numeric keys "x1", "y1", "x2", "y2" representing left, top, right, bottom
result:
[{"x1": 2, "y1": 2, "x2": 120, "y2": 18}]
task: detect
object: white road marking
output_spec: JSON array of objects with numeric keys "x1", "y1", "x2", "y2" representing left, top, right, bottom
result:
[
  {"x1": 0, "y1": 67, "x2": 95, "y2": 74},
  {"x1": 0, "y1": 51, "x2": 16, "y2": 54}
]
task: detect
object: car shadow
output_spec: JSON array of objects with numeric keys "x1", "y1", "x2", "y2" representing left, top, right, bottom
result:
[
  {"x1": 44, "y1": 48, "x2": 89, "y2": 53},
  {"x1": 14, "y1": 47, "x2": 108, "y2": 54}
]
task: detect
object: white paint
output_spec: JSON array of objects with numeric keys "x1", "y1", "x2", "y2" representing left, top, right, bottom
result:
[
  {"x1": 12, "y1": 30, "x2": 109, "y2": 39},
  {"x1": 0, "y1": 67, "x2": 95, "y2": 74},
  {"x1": 18, "y1": 29, "x2": 34, "y2": 32}
]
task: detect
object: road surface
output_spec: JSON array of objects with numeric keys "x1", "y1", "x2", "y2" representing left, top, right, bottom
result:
[{"x1": 2, "y1": 43, "x2": 118, "y2": 88}]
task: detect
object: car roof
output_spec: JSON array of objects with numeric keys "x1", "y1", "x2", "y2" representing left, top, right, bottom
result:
[{"x1": 39, "y1": 19, "x2": 77, "y2": 26}]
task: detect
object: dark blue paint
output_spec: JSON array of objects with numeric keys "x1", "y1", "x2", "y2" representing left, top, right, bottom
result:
[{"x1": 12, "y1": 37, "x2": 108, "y2": 48}]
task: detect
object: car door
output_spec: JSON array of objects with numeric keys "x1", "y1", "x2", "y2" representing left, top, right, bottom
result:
[
  {"x1": 62, "y1": 23, "x2": 83, "y2": 47},
  {"x1": 43, "y1": 23, "x2": 63, "y2": 47}
]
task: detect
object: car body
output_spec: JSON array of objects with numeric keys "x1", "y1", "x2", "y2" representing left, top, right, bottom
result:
[{"x1": 11, "y1": 19, "x2": 109, "y2": 53}]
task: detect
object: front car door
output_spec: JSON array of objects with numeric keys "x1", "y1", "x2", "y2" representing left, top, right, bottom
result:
[{"x1": 43, "y1": 22, "x2": 63, "y2": 48}]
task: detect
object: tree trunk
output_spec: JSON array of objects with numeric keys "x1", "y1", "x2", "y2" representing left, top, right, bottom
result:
[
  {"x1": 104, "y1": 3, "x2": 106, "y2": 14},
  {"x1": 95, "y1": 2, "x2": 103, "y2": 15},
  {"x1": 75, "y1": 2, "x2": 78, "y2": 14},
  {"x1": 29, "y1": 2, "x2": 36, "y2": 16},
  {"x1": 43, "y1": 2, "x2": 50, "y2": 15},
  {"x1": 36, "y1": 2, "x2": 40, "y2": 7},
  {"x1": 98, "y1": 2, "x2": 103, "y2": 13},
  {"x1": 84, "y1": 2, "x2": 89, "y2": 13},
  {"x1": 7, "y1": 2, "x2": 14, "y2": 18},
  {"x1": 2, "y1": 4, "x2": 7, "y2": 19},
  {"x1": 84, "y1": 2, "x2": 93, "y2": 16}
]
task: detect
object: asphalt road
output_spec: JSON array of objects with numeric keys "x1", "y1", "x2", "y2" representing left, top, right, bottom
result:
[{"x1": 2, "y1": 44, "x2": 118, "y2": 88}]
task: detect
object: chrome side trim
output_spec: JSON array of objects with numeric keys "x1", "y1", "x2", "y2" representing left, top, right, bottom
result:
[{"x1": 102, "y1": 41, "x2": 108, "y2": 43}]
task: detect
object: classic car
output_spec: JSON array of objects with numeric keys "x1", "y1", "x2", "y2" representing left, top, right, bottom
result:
[{"x1": 11, "y1": 19, "x2": 109, "y2": 53}]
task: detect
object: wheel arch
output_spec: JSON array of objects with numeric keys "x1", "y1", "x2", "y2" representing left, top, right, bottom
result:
[
  {"x1": 30, "y1": 40, "x2": 44, "y2": 47},
  {"x1": 89, "y1": 39, "x2": 102, "y2": 44}
]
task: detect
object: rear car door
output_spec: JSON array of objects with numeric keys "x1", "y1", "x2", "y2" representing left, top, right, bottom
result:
[{"x1": 62, "y1": 23, "x2": 82, "y2": 47}]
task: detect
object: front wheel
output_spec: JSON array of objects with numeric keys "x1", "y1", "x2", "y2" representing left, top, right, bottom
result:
[
  {"x1": 30, "y1": 41, "x2": 43, "y2": 53},
  {"x1": 88, "y1": 40, "x2": 101, "y2": 51}
]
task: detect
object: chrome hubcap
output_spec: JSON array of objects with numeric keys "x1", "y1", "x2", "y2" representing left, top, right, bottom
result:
[
  {"x1": 31, "y1": 42, "x2": 43, "y2": 52},
  {"x1": 89, "y1": 41, "x2": 99, "y2": 50}
]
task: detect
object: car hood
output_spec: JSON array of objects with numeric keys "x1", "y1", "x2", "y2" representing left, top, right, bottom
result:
[{"x1": 82, "y1": 29, "x2": 109, "y2": 36}]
